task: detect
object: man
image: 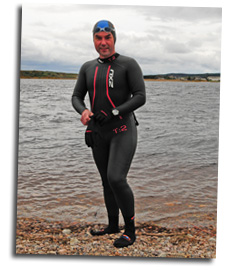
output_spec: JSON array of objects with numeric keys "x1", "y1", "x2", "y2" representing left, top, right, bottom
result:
[{"x1": 72, "y1": 20, "x2": 146, "y2": 248}]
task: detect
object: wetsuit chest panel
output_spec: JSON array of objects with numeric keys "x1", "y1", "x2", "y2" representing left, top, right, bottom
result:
[
  {"x1": 88, "y1": 64, "x2": 111, "y2": 112},
  {"x1": 86, "y1": 62, "x2": 131, "y2": 113},
  {"x1": 108, "y1": 63, "x2": 130, "y2": 102},
  {"x1": 72, "y1": 54, "x2": 146, "y2": 116}
]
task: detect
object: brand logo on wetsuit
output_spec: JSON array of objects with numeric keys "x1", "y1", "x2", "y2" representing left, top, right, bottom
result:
[
  {"x1": 108, "y1": 69, "x2": 114, "y2": 88},
  {"x1": 113, "y1": 125, "x2": 127, "y2": 134}
]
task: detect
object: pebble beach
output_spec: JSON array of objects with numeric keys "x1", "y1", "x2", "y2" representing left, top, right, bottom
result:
[{"x1": 16, "y1": 214, "x2": 216, "y2": 258}]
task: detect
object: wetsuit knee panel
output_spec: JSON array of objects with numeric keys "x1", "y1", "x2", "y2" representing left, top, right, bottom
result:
[{"x1": 107, "y1": 171, "x2": 127, "y2": 189}]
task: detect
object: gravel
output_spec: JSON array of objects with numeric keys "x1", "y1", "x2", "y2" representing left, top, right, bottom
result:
[{"x1": 16, "y1": 217, "x2": 216, "y2": 258}]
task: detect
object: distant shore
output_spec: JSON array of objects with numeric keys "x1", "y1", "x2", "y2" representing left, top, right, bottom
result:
[
  {"x1": 20, "y1": 70, "x2": 220, "y2": 82},
  {"x1": 20, "y1": 77, "x2": 77, "y2": 80},
  {"x1": 20, "y1": 77, "x2": 220, "y2": 83},
  {"x1": 144, "y1": 79, "x2": 219, "y2": 82}
]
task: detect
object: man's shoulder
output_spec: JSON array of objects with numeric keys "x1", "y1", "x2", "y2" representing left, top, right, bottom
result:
[
  {"x1": 116, "y1": 54, "x2": 140, "y2": 68},
  {"x1": 80, "y1": 58, "x2": 97, "y2": 70},
  {"x1": 117, "y1": 54, "x2": 134, "y2": 62}
]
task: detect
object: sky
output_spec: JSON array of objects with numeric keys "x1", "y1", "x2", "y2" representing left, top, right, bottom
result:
[{"x1": 21, "y1": 4, "x2": 222, "y2": 75}]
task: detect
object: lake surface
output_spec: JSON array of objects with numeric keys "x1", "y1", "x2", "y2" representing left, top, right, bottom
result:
[{"x1": 17, "y1": 79, "x2": 219, "y2": 227}]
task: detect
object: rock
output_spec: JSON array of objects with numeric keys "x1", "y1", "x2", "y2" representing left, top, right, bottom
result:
[
  {"x1": 62, "y1": 229, "x2": 71, "y2": 235},
  {"x1": 159, "y1": 252, "x2": 167, "y2": 257},
  {"x1": 58, "y1": 248, "x2": 67, "y2": 255},
  {"x1": 152, "y1": 251, "x2": 160, "y2": 256},
  {"x1": 208, "y1": 237, "x2": 216, "y2": 242},
  {"x1": 48, "y1": 251, "x2": 57, "y2": 255},
  {"x1": 70, "y1": 238, "x2": 80, "y2": 245}
]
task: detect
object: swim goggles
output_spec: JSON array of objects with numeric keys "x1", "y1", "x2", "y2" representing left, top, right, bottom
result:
[{"x1": 94, "y1": 26, "x2": 115, "y2": 34}]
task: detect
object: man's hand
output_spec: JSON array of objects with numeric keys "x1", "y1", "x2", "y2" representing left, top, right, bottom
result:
[
  {"x1": 80, "y1": 109, "x2": 93, "y2": 125},
  {"x1": 93, "y1": 110, "x2": 113, "y2": 126}
]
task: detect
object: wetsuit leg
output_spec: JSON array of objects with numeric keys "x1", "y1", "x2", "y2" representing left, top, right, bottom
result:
[
  {"x1": 92, "y1": 140, "x2": 120, "y2": 217},
  {"x1": 106, "y1": 116, "x2": 137, "y2": 247},
  {"x1": 107, "y1": 116, "x2": 137, "y2": 218}
]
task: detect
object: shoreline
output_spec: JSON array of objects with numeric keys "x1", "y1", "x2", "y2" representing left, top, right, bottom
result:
[
  {"x1": 16, "y1": 216, "x2": 216, "y2": 257},
  {"x1": 20, "y1": 77, "x2": 220, "y2": 82}
]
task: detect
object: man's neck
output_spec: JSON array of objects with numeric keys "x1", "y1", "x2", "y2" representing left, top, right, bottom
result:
[{"x1": 97, "y1": 53, "x2": 119, "y2": 63}]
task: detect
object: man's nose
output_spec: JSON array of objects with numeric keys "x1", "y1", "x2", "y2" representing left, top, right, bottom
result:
[{"x1": 101, "y1": 38, "x2": 107, "y2": 45}]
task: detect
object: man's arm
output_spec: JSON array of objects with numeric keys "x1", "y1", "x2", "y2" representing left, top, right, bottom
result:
[
  {"x1": 71, "y1": 64, "x2": 88, "y2": 114},
  {"x1": 116, "y1": 58, "x2": 146, "y2": 115},
  {"x1": 71, "y1": 64, "x2": 93, "y2": 125}
]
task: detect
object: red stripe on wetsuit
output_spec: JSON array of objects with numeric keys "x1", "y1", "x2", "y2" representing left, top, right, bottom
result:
[{"x1": 92, "y1": 65, "x2": 122, "y2": 119}]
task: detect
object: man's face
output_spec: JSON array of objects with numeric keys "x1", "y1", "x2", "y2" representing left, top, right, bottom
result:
[{"x1": 93, "y1": 31, "x2": 115, "y2": 59}]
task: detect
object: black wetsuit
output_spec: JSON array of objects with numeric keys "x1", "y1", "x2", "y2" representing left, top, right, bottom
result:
[{"x1": 72, "y1": 53, "x2": 146, "y2": 230}]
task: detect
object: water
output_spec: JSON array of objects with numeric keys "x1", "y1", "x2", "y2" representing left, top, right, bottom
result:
[{"x1": 17, "y1": 79, "x2": 219, "y2": 226}]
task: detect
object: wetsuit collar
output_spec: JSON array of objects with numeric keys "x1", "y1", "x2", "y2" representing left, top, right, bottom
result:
[{"x1": 97, "y1": 53, "x2": 120, "y2": 64}]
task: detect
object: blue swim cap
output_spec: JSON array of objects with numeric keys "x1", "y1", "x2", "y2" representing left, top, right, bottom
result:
[{"x1": 93, "y1": 20, "x2": 116, "y2": 43}]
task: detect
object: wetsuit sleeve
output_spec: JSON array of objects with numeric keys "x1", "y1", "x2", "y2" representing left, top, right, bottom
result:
[
  {"x1": 116, "y1": 58, "x2": 146, "y2": 115},
  {"x1": 71, "y1": 64, "x2": 88, "y2": 115}
]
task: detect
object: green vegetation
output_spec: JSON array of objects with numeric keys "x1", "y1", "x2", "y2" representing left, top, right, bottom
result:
[{"x1": 20, "y1": 70, "x2": 78, "y2": 79}]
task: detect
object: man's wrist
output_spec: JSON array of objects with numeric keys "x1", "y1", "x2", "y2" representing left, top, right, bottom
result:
[{"x1": 82, "y1": 108, "x2": 89, "y2": 114}]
